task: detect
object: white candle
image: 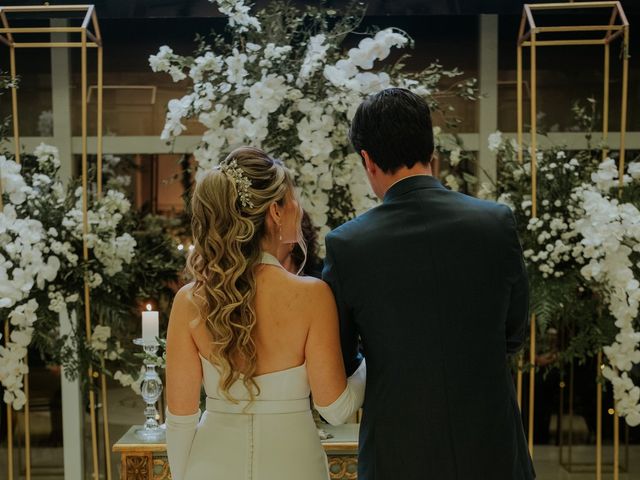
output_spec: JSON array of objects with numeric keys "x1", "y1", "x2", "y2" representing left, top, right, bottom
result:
[{"x1": 142, "y1": 307, "x2": 159, "y2": 343}]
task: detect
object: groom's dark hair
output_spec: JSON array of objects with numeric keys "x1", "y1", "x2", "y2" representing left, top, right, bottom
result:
[{"x1": 349, "y1": 88, "x2": 434, "y2": 174}]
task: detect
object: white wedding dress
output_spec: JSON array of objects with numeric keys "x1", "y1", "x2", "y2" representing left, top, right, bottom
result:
[
  {"x1": 166, "y1": 253, "x2": 366, "y2": 480},
  {"x1": 183, "y1": 355, "x2": 330, "y2": 480}
]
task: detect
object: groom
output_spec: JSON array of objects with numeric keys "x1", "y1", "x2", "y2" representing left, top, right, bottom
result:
[{"x1": 323, "y1": 88, "x2": 535, "y2": 479}]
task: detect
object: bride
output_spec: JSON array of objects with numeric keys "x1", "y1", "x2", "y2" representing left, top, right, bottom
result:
[{"x1": 164, "y1": 146, "x2": 366, "y2": 480}]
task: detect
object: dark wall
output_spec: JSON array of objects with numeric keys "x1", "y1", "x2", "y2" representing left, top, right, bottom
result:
[{"x1": 1, "y1": 0, "x2": 639, "y2": 18}]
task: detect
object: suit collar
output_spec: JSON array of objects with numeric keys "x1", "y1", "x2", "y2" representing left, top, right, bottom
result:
[{"x1": 383, "y1": 175, "x2": 445, "y2": 203}]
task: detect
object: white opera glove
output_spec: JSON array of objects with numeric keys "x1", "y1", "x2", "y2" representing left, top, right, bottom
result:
[
  {"x1": 314, "y1": 359, "x2": 366, "y2": 426},
  {"x1": 165, "y1": 408, "x2": 201, "y2": 480}
]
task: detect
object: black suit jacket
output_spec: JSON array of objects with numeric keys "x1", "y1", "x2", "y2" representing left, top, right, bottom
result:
[{"x1": 322, "y1": 175, "x2": 535, "y2": 480}]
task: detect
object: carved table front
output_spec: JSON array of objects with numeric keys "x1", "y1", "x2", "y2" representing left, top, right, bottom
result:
[{"x1": 113, "y1": 424, "x2": 358, "y2": 480}]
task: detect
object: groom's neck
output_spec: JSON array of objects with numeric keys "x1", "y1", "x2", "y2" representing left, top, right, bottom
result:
[{"x1": 378, "y1": 163, "x2": 433, "y2": 198}]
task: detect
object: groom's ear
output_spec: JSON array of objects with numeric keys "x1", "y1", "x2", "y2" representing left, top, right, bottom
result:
[{"x1": 361, "y1": 150, "x2": 377, "y2": 175}]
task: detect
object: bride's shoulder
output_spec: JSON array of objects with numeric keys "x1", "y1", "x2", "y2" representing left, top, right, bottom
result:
[
  {"x1": 284, "y1": 274, "x2": 335, "y2": 309},
  {"x1": 171, "y1": 283, "x2": 200, "y2": 319},
  {"x1": 174, "y1": 282, "x2": 196, "y2": 302},
  {"x1": 257, "y1": 270, "x2": 336, "y2": 319}
]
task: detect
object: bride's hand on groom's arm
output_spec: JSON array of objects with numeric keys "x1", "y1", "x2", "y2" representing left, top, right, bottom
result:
[{"x1": 304, "y1": 280, "x2": 366, "y2": 425}]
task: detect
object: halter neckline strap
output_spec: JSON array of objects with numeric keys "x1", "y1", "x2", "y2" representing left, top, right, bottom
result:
[{"x1": 260, "y1": 252, "x2": 282, "y2": 267}]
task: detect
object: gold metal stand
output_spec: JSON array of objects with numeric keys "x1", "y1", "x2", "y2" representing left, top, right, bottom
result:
[
  {"x1": 596, "y1": 351, "x2": 602, "y2": 480},
  {"x1": 4, "y1": 321, "x2": 13, "y2": 480},
  {"x1": 517, "y1": 1, "x2": 630, "y2": 471},
  {"x1": 0, "y1": 6, "x2": 106, "y2": 480},
  {"x1": 613, "y1": 412, "x2": 619, "y2": 480},
  {"x1": 559, "y1": 357, "x2": 630, "y2": 474}
]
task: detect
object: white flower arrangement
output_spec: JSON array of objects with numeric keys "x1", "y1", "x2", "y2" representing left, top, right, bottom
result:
[
  {"x1": 151, "y1": 0, "x2": 478, "y2": 244},
  {"x1": 574, "y1": 183, "x2": 640, "y2": 426},
  {"x1": 488, "y1": 124, "x2": 640, "y2": 426},
  {"x1": 0, "y1": 145, "x2": 139, "y2": 408}
]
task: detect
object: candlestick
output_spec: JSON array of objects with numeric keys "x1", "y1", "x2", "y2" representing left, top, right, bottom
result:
[{"x1": 133, "y1": 338, "x2": 164, "y2": 441}]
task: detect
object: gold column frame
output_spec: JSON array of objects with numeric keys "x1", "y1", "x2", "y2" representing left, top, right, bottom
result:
[
  {"x1": 516, "y1": 1, "x2": 629, "y2": 476},
  {"x1": 0, "y1": 5, "x2": 108, "y2": 480}
]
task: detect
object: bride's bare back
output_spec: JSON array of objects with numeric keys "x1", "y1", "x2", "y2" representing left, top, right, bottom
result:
[{"x1": 166, "y1": 261, "x2": 347, "y2": 415}]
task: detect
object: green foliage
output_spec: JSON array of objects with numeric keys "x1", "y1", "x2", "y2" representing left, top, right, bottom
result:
[{"x1": 493, "y1": 101, "x2": 638, "y2": 371}]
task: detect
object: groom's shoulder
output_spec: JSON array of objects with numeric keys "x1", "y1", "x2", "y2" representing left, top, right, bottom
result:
[
  {"x1": 450, "y1": 190, "x2": 512, "y2": 221},
  {"x1": 326, "y1": 207, "x2": 380, "y2": 246}
]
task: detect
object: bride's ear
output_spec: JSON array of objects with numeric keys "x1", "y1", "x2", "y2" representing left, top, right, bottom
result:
[{"x1": 267, "y1": 201, "x2": 282, "y2": 231}]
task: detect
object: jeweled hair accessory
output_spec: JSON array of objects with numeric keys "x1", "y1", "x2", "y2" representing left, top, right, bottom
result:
[{"x1": 218, "y1": 160, "x2": 255, "y2": 209}]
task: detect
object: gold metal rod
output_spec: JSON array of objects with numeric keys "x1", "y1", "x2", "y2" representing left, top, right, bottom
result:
[
  {"x1": 91, "y1": 9, "x2": 102, "y2": 43},
  {"x1": 609, "y1": 32, "x2": 629, "y2": 480},
  {"x1": 530, "y1": 33, "x2": 538, "y2": 218},
  {"x1": 9, "y1": 45, "x2": 19, "y2": 164},
  {"x1": 97, "y1": 46, "x2": 103, "y2": 196},
  {"x1": 100, "y1": 369, "x2": 112, "y2": 480},
  {"x1": 0, "y1": 11, "x2": 13, "y2": 43},
  {"x1": 81, "y1": 28, "x2": 100, "y2": 480},
  {"x1": 14, "y1": 42, "x2": 99, "y2": 48},
  {"x1": 96, "y1": 43, "x2": 110, "y2": 480},
  {"x1": 558, "y1": 375, "x2": 565, "y2": 465},
  {"x1": 0, "y1": 27, "x2": 84, "y2": 34},
  {"x1": 0, "y1": 35, "x2": 10, "y2": 47},
  {"x1": 82, "y1": 5, "x2": 94, "y2": 30},
  {"x1": 86, "y1": 30, "x2": 99, "y2": 46},
  {"x1": 86, "y1": 305, "x2": 99, "y2": 480},
  {"x1": 1, "y1": 172, "x2": 6, "y2": 480},
  {"x1": 4, "y1": 321, "x2": 13, "y2": 480},
  {"x1": 605, "y1": 5, "x2": 619, "y2": 41},
  {"x1": 0, "y1": 5, "x2": 94, "y2": 13},
  {"x1": 521, "y1": 39, "x2": 606, "y2": 47},
  {"x1": 618, "y1": 27, "x2": 629, "y2": 190},
  {"x1": 616, "y1": 2, "x2": 630, "y2": 28},
  {"x1": 603, "y1": 43, "x2": 610, "y2": 160},
  {"x1": 135, "y1": 154, "x2": 143, "y2": 208},
  {"x1": 518, "y1": 30, "x2": 532, "y2": 46},
  {"x1": 528, "y1": 315, "x2": 536, "y2": 456},
  {"x1": 596, "y1": 351, "x2": 602, "y2": 480},
  {"x1": 517, "y1": 355, "x2": 523, "y2": 408},
  {"x1": 569, "y1": 361, "x2": 574, "y2": 467},
  {"x1": 517, "y1": 45, "x2": 523, "y2": 164},
  {"x1": 536, "y1": 25, "x2": 623, "y2": 33},
  {"x1": 528, "y1": 2, "x2": 620, "y2": 10},
  {"x1": 517, "y1": 11, "x2": 525, "y2": 167},
  {"x1": 606, "y1": 29, "x2": 625, "y2": 44},
  {"x1": 528, "y1": 30, "x2": 537, "y2": 459},
  {"x1": 613, "y1": 411, "x2": 619, "y2": 480},
  {"x1": 24, "y1": 373, "x2": 30, "y2": 480},
  {"x1": 524, "y1": 6, "x2": 537, "y2": 31}
]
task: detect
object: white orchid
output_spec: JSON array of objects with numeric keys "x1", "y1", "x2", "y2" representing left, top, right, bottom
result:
[
  {"x1": 574, "y1": 185, "x2": 640, "y2": 424},
  {"x1": 0, "y1": 145, "x2": 138, "y2": 408},
  {"x1": 0, "y1": 155, "x2": 30, "y2": 205},
  {"x1": 298, "y1": 34, "x2": 329, "y2": 86},
  {"x1": 214, "y1": 0, "x2": 261, "y2": 33},
  {"x1": 490, "y1": 127, "x2": 640, "y2": 425},
  {"x1": 151, "y1": 0, "x2": 475, "y2": 245}
]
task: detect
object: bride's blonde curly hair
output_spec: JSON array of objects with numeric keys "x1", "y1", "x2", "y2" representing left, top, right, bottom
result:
[{"x1": 187, "y1": 146, "x2": 298, "y2": 402}]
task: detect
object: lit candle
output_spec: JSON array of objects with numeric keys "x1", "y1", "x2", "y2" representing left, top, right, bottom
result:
[{"x1": 142, "y1": 304, "x2": 159, "y2": 343}]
